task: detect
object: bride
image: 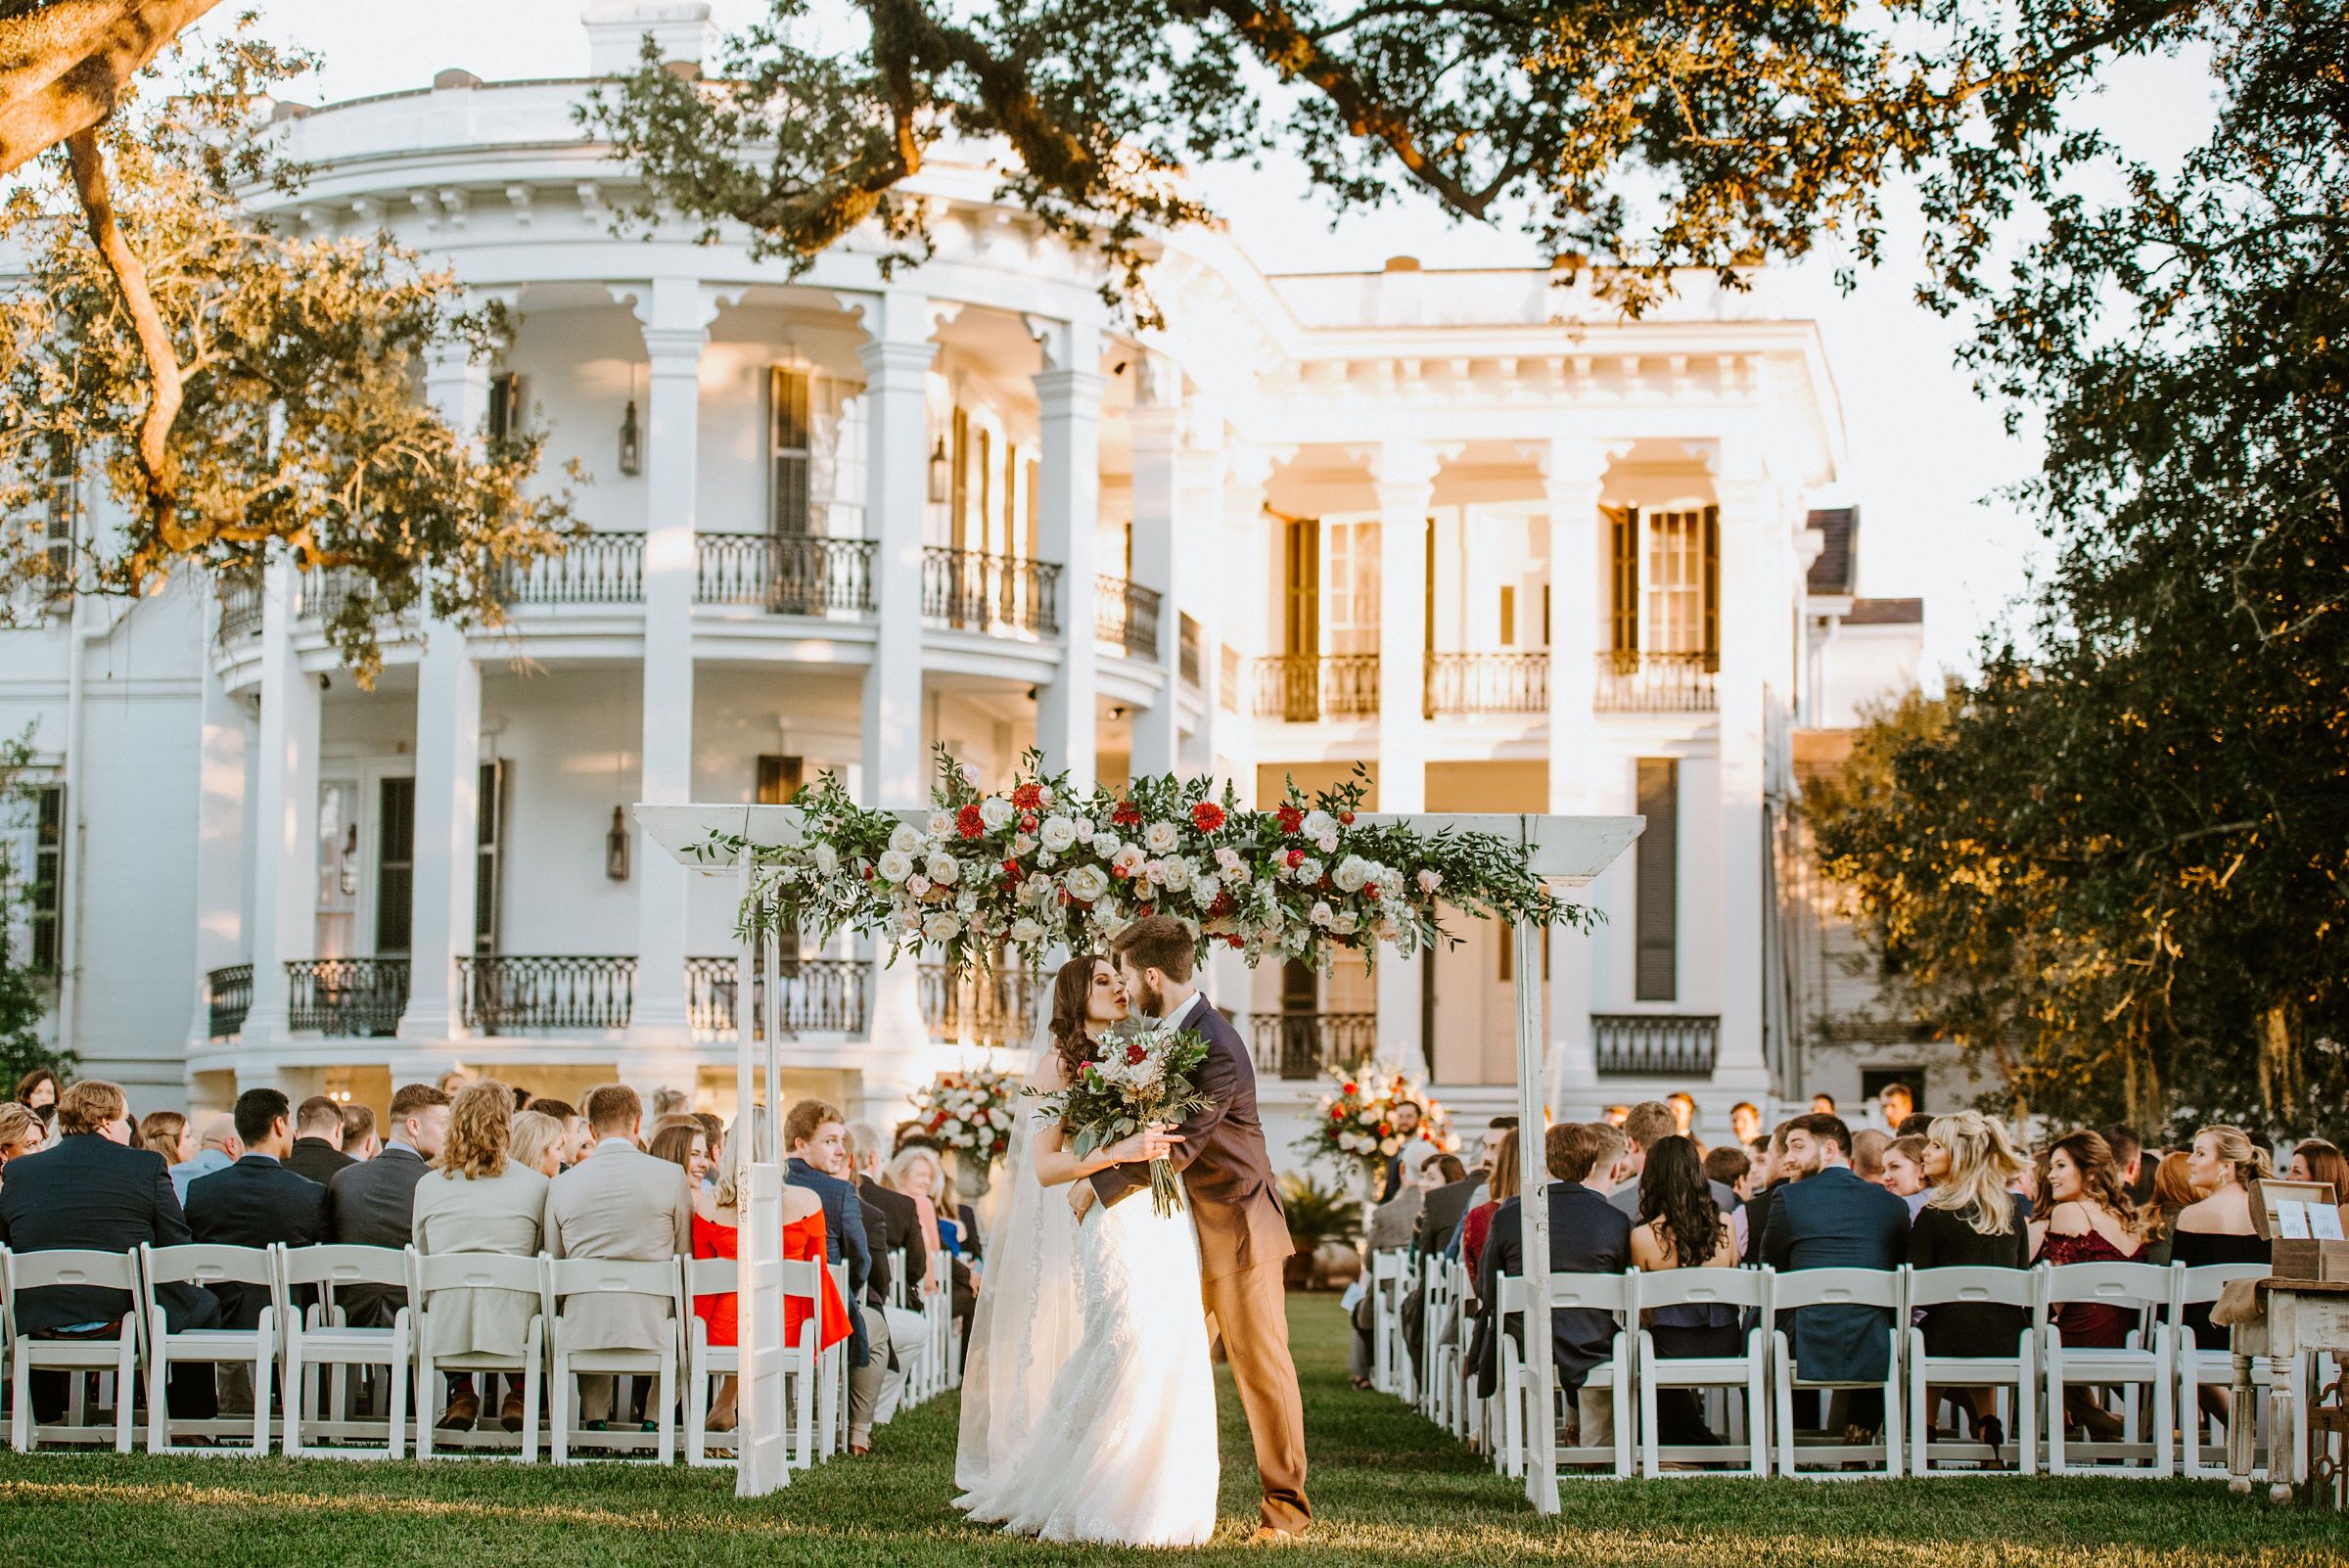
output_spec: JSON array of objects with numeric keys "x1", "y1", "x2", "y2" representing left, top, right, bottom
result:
[{"x1": 953, "y1": 954, "x2": 1220, "y2": 1546}]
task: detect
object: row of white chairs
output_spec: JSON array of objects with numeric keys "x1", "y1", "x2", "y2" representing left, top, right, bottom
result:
[
  {"x1": 1376, "y1": 1252, "x2": 2290, "y2": 1481},
  {"x1": 0, "y1": 1242, "x2": 863, "y2": 1467}
]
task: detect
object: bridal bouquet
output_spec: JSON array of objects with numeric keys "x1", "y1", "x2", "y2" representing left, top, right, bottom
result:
[{"x1": 1032, "y1": 1021, "x2": 1215, "y2": 1217}]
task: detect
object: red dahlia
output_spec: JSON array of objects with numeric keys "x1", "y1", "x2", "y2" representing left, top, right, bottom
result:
[
  {"x1": 956, "y1": 804, "x2": 986, "y2": 838},
  {"x1": 1276, "y1": 805, "x2": 1305, "y2": 834},
  {"x1": 1112, "y1": 801, "x2": 1142, "y2": 828},
  {"x1": 1285, "y1": 849, "x2": 1306, "y2": 867},
  {"x1": 1012, "y1": 783, "x2": 1043, "y2": 810},
  {"x1": 1020, "y1": 813, "x2": 1039, "y2": 832},
  {"x1": 1001, "y1": 859, "x2": 1022, "y2": 881},
  {"x1": 1125, "y1": 1042, "x2": 1148, "y2": 1065},
  {"x1": 1191, "y1": 802, "x2": 1225, "y2": 832}
]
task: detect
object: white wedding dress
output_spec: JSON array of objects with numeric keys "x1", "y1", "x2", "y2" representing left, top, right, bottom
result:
[{"x1": 954, "y1": 1087, "x2": 1220, "y2": 1546}]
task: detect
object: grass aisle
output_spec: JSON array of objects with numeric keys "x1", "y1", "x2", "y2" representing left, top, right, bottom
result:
[{"x1": 0, "y1": 1295, "x2": 2342, "y2": 1565}]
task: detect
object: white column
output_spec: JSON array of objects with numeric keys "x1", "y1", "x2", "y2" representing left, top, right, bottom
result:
[
  {"x1": 1371, "y1": 442, "x2": 1435, "y2": 1069},
  {"x1": 628, "y1": 278, "x2": 709, "y2": 1051},
  {"x1": 396, "y1": 628, "x2": 481, "y2": 1042},
  {"x1": 1033, "y1": 321, "x2": 1104, "y2": 791},
  {"x1": 855, "y1": 296, "x2": 938, "y2": 1060},
  {"x1": 1127, "y1": 381, "x2": 1181, "y2": 778},
  {"x1": 1175, "y1": 438, "x2": 1227, "y2": 778},
  {"x1": 1712, "y1": 459, "x2": 1773, "y2": 1101},
  {"x1": 185, "y1": 635, "x2": 249, "y2": 1054},
  {"x1": 1543, "y1": 440, "x2": 1607, "y2": 1114},
  {"x1": 239, "y1": 556, "x2": 320, "y2": 1067},
  {"x1": 1220, "y1": 448, "x2": 1278, "y2": 807},
  {"x1": 857, "y1": 294, "x2": 936, "y2": 811}
]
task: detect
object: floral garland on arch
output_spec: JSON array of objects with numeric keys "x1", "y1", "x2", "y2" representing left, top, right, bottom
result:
[
  {"x1": 701, "y1": 746, "x2": 1589, "y2": 978},
  {"x1": 1296, "y1": 1066, "x2": 1458, "y2": 1183}
]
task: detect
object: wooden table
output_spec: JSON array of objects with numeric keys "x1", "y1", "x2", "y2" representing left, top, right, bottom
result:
[{"x1": 2227, "y1": 1277, "x2": 2349, "y2": 1503}]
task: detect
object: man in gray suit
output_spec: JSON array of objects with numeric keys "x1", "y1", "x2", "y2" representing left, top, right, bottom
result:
[
  {"x1": 327, "y1": 1084, "x2": 462, "y2": 1418},
  {"x1": 542, "y1": 1084, "x2": 693, "y2": 1429}
]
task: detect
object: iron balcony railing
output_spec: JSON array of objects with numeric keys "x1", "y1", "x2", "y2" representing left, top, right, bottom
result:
[
  {"x1": 294, "y1": 567, "x2": 413, "y2": 629},
  {"x1": 1594, "y1": 650, "x2": 1719, "y2": 713},
  {"x1": 286, "y1": 958, "x2": 409, "y2": 1037},
  {"x1": 1250, "y1": 1011, "x2": 1379, "y2": 1081},
  {"x1": 684, "y1": 955, "x2": 870, "y2": 1037},
  {"x1": 921, "y1": 547, "x2": 1061, "y2": 637},
  {"x1": 206, "y1": 963, "x2": 253, "y2": 1038},
  {"x1": 1253, "y1": 654, "x2": 1380, "y2": 722},
  {"x1": 496, "y1": 531, "x2": 643, "y2": 605},
  {"x1": 917, "y1": 963, "x2": 1040, "y2": 1048},
  {"x1": 458, "y1": 954, "x2": 634, "y2": 1034},
  {"x1": 696, "y1": 532, "x2": 877, "y2": 617},
  {"x1": 1424, "y1": 651, "x2": 1549, "y2": 716},
  {"x1": 1592, "y1": 1013, "x2": 1721, "y2": 1077},
  {"x1": 1095, "y1": 576, "x2": 1162, "y2": 661},
  {"x1": 214, "y1": 572, "x2": 263, "y2": 647}
]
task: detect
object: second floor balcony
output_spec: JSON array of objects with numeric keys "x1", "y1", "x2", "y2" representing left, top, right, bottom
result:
[
  {"x1": 1423, "y1": 651, "x2": 1548, "y2": 716},
  {"x1": 1253, "y1": 653, "x2": 1380, "y2": 722},
  {"x1": 922, "y1": 547, "x2": 1061, "y2": 638},
  {"x1": 1595, "y1": 650, "x2": 1718, "y2": 713},
  {"x1": 695, "y1": 532, "x2": 876, "y2": 617},
  {"x1": 1250, "y1": 1009, "x2": 1378, "y2": 1080},
  {"x1": 1592, "y1": 1012, "x2": 1721, "y2": 1077},
  {"x1": 1095, "y1": 575, "x2": 1162, "y2": 662}
]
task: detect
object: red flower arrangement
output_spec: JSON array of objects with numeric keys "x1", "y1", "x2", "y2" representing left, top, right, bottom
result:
[{"x1": 1191, "y1": 801, "x2": 1226, "y2": 833}]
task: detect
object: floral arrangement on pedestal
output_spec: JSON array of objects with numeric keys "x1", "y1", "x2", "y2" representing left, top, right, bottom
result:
[
  {"x1": 1295, "y1": 1066, "x2": 1457, "y2": 1185},
  {"x1": 701, "y1": 746, "x2": 1588, "y2": 976},
  {"x1": 909, "y1": 1064, "x2": 1022, "y2": 1189}
]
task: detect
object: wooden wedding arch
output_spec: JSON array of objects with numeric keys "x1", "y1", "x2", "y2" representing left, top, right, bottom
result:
[{"x1": 638, "y1": 802, "x2": 1641, "y2": 1510}]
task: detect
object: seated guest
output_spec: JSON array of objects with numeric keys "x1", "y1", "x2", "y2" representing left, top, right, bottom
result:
[
  {"x1": 1471, "y1": 1123, "x2": 1635, "y2": 1446},
  {"x1": 509, "y1": 1110, "x2": 566, "y2": 1177},
  {"x1": 2100, "y1": 1122, "x2": 2152, "y2": 1208},
  {"x1": 170, "y1": 1113, "x2": 241, "y2": 1204},
  {"x1": 14, "y1": 1066, "x2": 60, "y2": 1139},
  {"x1": 339, "y1": 1101, "x2": 379, "y2": 1162},
  {"x1": 1702, "y1": 1144, "x2": 1751, "y2": 1212},
  {"x1": 1811, "y1": 1093, "x2": 1837, "y2": 1116},
  {"x1": 651, "y1": 1087, "x2": 689, "y2": 1123},
  {"x1": 1851, "y1": 1128, "x2": 1890, "y2": 1186},
  {"x1": 542, "y1": 1083, "x2": 693, "y2": 1433},
  {"x1": 1911, "y1": 1112, "x2": 2031, "y2": 1461},
  {"x1": 1742, "y1": 1123, "x2": 1796, "y2": 1265},
  {"x1": 286, "y1": 1095, "x2": 355, "y2": 1187},
  {"x1": 1462, "y1": 1131, "x2": 1519, "y2": 1280},
  {"x1": 2174, "y1": 1124, "x2": 2273, "y2": 1424},
  {"x1": 2285, "y1": 1139, "x2": 2349, "y2": 1238},
  {"x1": 1729, "y1": 1102, "x2": 1762, "y2": 1148},
  {"x1": 1377, "y1": 1099, "x2": 1427, "y2": 1202},
  {"x1": 412, "y1": 1080, "x2": 548, "y2": 1432},
  {"x1": 1877, "y1": 1082, "x2": 1915, "y2": 1133},
  {"x1": 1759, "y1": 1112, "x2": 1911, "y2": 1436},
  {"x1": 887, "y1": 1144, "x2": 950, "y2": 1264},
  {"x1": 2029, "y1": 1129, "x2": 2149, "y2": 1438},
  {"x1": 525, "y1": 1097, "x2": 587, "y2": 1169},
  {"x1": 0, "y1": 1079, "x2": 220, "y2": 1420},
  {"x1": 1880, "y1": 1136, "x2": 1930, "y2": 1211},
  {"x1": 326, "y1": 1084, "x2": 451, "y2": 1328},
  {"x1": 846, "y1": 1124, "x2": 929, "y2": 1443},
  {"x1": 2144, "y1": 1148, "x2": 2194, "y2": 1265},
  {"x1": 1397, "y1": 1122, "x2": 1501, "y2": 1370},
  {"x1": 1630, "y1": 1134, "x2": 1741, "y2": 1446},
  {"x1": 693, "y1": 1112, "x2": 726, "y2": 1183},
  {"x1": 138, "y1": 1110, "x2": 194, "y2": 1167},
  {"x1": 185, "y1": 1087, "x2": 330, "y2": 1329},
  {"x1": 1367, "y1": 1155, "x2": 1433, "y2": 1253},
  {"x1": 649, "y1": 1117, "x2": 713, "y2": 1190},
  {"x1": 0, "y1": 1101, "x2": 43, "y2": 1172},
  {"x1": 785, "y1": 1099, "x2": 875, "y2": 1445}
]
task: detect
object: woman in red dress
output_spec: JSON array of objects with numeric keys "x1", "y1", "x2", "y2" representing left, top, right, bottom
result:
[
  {"x1": 693, "y1": 1113, "x2": 852, "y2": 1435},
  {"x1": 2030, "y1": 1129, "x2": 2150, "y2": 1440}
]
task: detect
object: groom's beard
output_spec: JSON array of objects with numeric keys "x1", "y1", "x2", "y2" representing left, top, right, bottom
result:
[{"x1": 1135, "y1": 975, "x2": 1165, "y2": 1019}]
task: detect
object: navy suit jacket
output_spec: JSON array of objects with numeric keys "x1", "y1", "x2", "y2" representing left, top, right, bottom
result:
[
  {"x1": 1759, "y1": 1166, "x2": 1911, "y2": 1381},
  {"x1": 185, "y1": 1154, "x2": 330, "y2": 1327},
  {"x1": 787, "y1": 1157, "x2": 870, "y2": 1363},
  {"x1": 1471, "y1": 1182, "x2": 1634, "y2": 1398},
  {"x1": 0, "y1": 1133, "x2": 208, "y2": 1332}
]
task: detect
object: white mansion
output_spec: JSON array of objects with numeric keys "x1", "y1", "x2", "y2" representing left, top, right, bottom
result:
[{"x1": 0, "y1": 5, "x2": 1936, "y2": 1154}]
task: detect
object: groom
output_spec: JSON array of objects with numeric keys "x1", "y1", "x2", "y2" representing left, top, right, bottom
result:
[{"x1": 1079, "y1": 913, "x2": 1311, "y2": 1542}]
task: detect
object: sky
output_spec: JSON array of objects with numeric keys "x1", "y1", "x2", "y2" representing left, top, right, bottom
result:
[{"x1": 233, "y1": 1, "x2": 2222, "y2": 680}]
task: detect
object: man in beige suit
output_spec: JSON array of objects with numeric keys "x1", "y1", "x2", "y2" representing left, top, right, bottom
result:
[{"x1": 542, "y1": 1084, "x2": 692, "y2": 1427}]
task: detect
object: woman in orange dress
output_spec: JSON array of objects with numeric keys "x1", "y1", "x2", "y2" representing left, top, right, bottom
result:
[{"x1": 693, "y1": 1111, "x2": 852, "y2": 1434}]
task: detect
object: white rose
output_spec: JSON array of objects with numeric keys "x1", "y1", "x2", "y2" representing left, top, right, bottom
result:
[
  {"x1": 922, "y1": 912, "x2": 959, "y2": 943},
  {"x1": 1332, "y1": 854, "x2": 1371, "y2": 893},
  {"x1": 1090, "y1": 831, "x2": 1122, "y2": 859},
  {"x1": 1038, "y1": 785, "x2": 1056, "y2": 808},
  {"x1": 906, "y1": 873, "x2": 931, "y2": 897},
  {"x1": 1143, "y1": 820, "x2": 1179, "y2": 853},
  {"x1": 1221, "y1": 860, "x2": 1252, "y2": 886},
  {"x1": 1074, "y1": 817, "x2": 1094, "y2": 838},
  {"x1": 1039, "y1": 815, "x2": 1078, "y2": 853},
  {"x1": 1011, "y1": 834, "x2": 1036, "y2": 855},
  {"x1": 1316, "y1": 832, "x2": 1340, "y2": 854},
  {"x1": 927, "y1": 811, "x2": 953, "y2": 837},
  {"x1": 1333, "y1": 910, "x2": 1359, "y2": 935},
  {"x1": 1010, "y1": 916, "x2": 1044, "y2": 943},
  {"x1": 1215, "y1": 847, "x2": 1242, "y2": 871},
  {"x1": 1381, "y1": 1136, "x2": 1404, "y2": 1156},
  {"x1": 1303, "y1": 809, "x2": 1337, "y2": 840},
  {"x1": 1416, "y1": 868, "x2": 1443, "y2": 895},
  {"x1": 980, "y1": 795, "x2": 1014, "y2": 831},
  {"x1": 927, "y1": 853, "x2": 960, "y2": 886},
  {"x1": 889, "y1": 823, "x2": 921, "y2": 854},
  {"x1": 1312, "y1": 899, "x2": 1336, "y2": 927},
  {"x1": 876, "y1": 849, "x2": 913, "y2": 882},
  {"x1": 811, "y1": 841, "x2": 840, "y2": 877},
  {"x1": 1065, "y1": 864, "x2": 1109, "y2": 902}
]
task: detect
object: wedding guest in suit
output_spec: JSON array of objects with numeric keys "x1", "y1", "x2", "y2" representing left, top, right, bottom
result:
[
  {"x1": 1759, "y1": 1112, "x2": 1911, "y2": 1437},
  {"x1": 540, "y1": 1083, "x2": 692, "y2": 1432},
  {"x1": 1397, "y1": 1132, "x2": 1493, "y2": 1375},
  {"x1": 285, "y1": 1095, "x2": 355, "y2": 1187},
  {"x1": 1472, "y1": 1122, "x2": 1635, "y2": 1446},
  {"x1": 138, "y1": 1110, "x2": 194, "y2": 1167},
  {"x1": 1611, "y1": 1102, "x2": 1737, "y2": 1221},
  {"x1": 328, "y1": 1081, "x2": 455, "y2": 1417},
  {"x1": 169, "y1": 1113, "x2": 240, "y2": 1204},
  {"x1": 184, "y1": 1087, "x2": 330, "y2": 1330},
  {"x1": 847, "y1": 1123, "x2": 930, "y2": 1443},
  {"x1": 1877, "y1": 1082, "x2": 1915, "y2": 1133},
  {"x1": 1729, "y1": 1102, "x2": 1763, "y2": 1148},
  {"x1": 1910, "y1": 1111, "x2": 2031, "y2": 1462},
  {"x1": 0, "y1": 1079, "x2": 220, "y2": 1420},
  {"x1": 339, "y1": 1101, "x2": 379, "y2": 1162},
  {"x1": 1852, "y1": 1128, "x2": 1890, "y2": 1186},
  {"x1": 784, "y1": 1098, "x2": 875, "y2": 1445},
  {"x1": 0, "y1": 1102, "x2": 43, "y2": 1174},
  {"x1": 413, "y1": 1081, "x2": 548, "y2": 1431},
  {"x1": 1376, "y1": 1100, "x2": 1426, "y2": 1203},
  {"x1": 2100, "y1": 1122, "x2": 2152, "y2": 1208}
]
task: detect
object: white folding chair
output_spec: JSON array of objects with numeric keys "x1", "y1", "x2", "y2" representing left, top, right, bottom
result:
[
  {"x1": 140, "y1": 1243, "x2": 276, "y2": 1455},
  {"x1": 1771, "y1": 1267, "x2": 1905, "y2": 1478},
  {"x1": 1905, "y1": 1265, "x2": 2038, "y2": 1475},
  {"x1": 1497, "y1": 1270, "x2": 1636, "y2": 1480},
  {"x1": 279, "y1": 1244, "x2": 411, "y2": 1458},
  {"x1": 2042, "y1": 1260, "x2": 2175, "y2": 1477},
  {"x1": 922, "y1": 1248, "x2": 953, "y2": 1405},
  {"x1": 2176, "y1": 1261, "x2": 2272, "y2": 1480},
  {"x1": 4, "y1": 1247, "x2": 141, "y2": 1453},
  {"x1": 1636, "y1": 1266, "x2": 1771, "y2": 1478},
  {"x1": 683, "y1": 1255, "x2": 818, "y2": 1470},
  {"x1": 1369, "y1": 1249, "x2": 1408, "y2": 1397},
  {"x1": 413, "y1": 1249, "x2": 545, "y2": 1462},
  {"x1": 1422, "y1": 1255, "x2": 1460, "y2": 1428},
  {"x1": 823, "y1": 1260, "x2": 852, "y2": 1455},
  {"x1": 887, "y1": 1247, "x2": 909, "y2": 1311},
  {"x1": 548, "y1": 1255, "x2": 681, "y2": 1464}
]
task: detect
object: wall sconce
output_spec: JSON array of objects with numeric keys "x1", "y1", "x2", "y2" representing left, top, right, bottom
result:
[
  {"x1": 339, "y1": 823, "x2": 359, "y2": 897},
  {"x1": 605, "y1": 805, "x2": 630, "y2": 882},
  {"x1": 927, "y1": 436, "x2": 950, "y2": 504},
  {"x1": 618, "y1": 398, "x2": 641, "y2": 477}
]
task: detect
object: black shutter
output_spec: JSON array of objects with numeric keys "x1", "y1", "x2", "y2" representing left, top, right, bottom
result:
[
  {"x1": 1635, "y1": 758, "x2": 1678, "y2": 1000},
  {"x1": 1702, "y1": 503, "x2": 1721, "y2": 669},
  {"x1": 1610, "y1": 506, "x2": 1640, "y2": 655},
  {"x1": 756, "y1": 755, "x2": 804, "y2": 806},
  {"x1": 29, "y1": 784, "x2": 64, "y2": 969},
  {"x1": 474, "y1": 761, "x2": 506, "y2": 955},
  {"x1": 375, "y1": 777, "x2": 416, "y2": 955}
]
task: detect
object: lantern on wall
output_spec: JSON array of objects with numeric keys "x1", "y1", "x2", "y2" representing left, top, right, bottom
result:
[
  {"x1": 618, "y1": 398, "x2": 641, "y2": 477},
  {"x1": 927, "y1": 435, "x2": 950, "y2": 504},
  {"x1": 605, "y1": 805, "x2": 630, "y2": 881}
]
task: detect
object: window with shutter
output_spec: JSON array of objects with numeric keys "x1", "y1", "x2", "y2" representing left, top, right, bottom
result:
[
  {"x1": 1498, "y1": 585, "x2": 1516, "y2": 647},
  {"x1": 474, "y1": 761, "x2": 507, "y2": 955},
  {"x1": 770, "y1": 367, "x2": 812, "y2": 533},
  {"x1": 950, "y1": 405, "x2": 970, "y2": 555},
  {"x1": 1282, "y1": 517, "x2": 1320, "y2": 656},
  {"x1": 756, "y1": 755, "x2": 804, "y2": 805},
  {"x1": 28, "y1": 784, "x2": 63, "y2": 970},
  {"x1": 375, "y1": 777, "x2": 416, "y2": 955},
  {"x1": 1702, "y1": 503, "x2": 1721, "y2": 669},
  {"x1": 42, "y1": 437, "x2": 75, "y2": 585},
  {"x1": 486, "y1": 372, "x2": 524, "y2": 443},
  {"x1": 1645, "y1": 511, "x2": 1707, "y2": 656},
  {"x1": 1635, "y1": 758, "x2": 1678, "y2": 1000},
  {"x1": 1608, "y1": 506, "x2": 1640, "y2": 655}
]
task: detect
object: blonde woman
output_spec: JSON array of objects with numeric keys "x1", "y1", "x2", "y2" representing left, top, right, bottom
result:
[
  {"x1": 2174, "y1": 1126, "x2": 2272, "y2": 1408},
  {"x1": 0, "y1": 1101, "x2": 42, "y2": 1173},
  {"x1": 888, "y1": 1145, "x2": 949, "y2": 1268},
  {"x1": 138, "y1": 1109, "x2": 195, "y2": 1166},
  {"x1": 1909, "y1": 1112, "x2": 2030, "y2": 1462},
  {"x1": 411, "y1": 1080, "x2": 548, "y2": 1432},
  {"x1": 509, "y1": 1109, "x2": 566, "y2": 1177}
]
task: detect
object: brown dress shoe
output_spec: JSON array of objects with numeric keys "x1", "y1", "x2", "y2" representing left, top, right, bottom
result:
[
  {"x1": 499, "y1": 1392, "x2": 526, "y2": 1432},
  {"x1": 1248, "y1": 1527, "x2": 1302, "y2": 1545},
  {"x1": 438, "y1": 1390, "x2": 481, "y2": 1431}
]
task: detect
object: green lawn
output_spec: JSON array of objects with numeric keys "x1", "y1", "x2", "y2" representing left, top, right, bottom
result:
[{"x1": 0, "y1": 1297, "x2": 2341, "y2": 1565}]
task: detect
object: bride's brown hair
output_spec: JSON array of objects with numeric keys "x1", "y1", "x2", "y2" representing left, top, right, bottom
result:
[{"x1": 1048, "y1": 955, "x2": 1108, "y2": 1082}]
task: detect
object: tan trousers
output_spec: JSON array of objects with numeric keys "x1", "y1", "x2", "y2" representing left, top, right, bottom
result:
[{"x1": 1205, "y1": 1258, "x2": 1312, "y2": 1535}]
